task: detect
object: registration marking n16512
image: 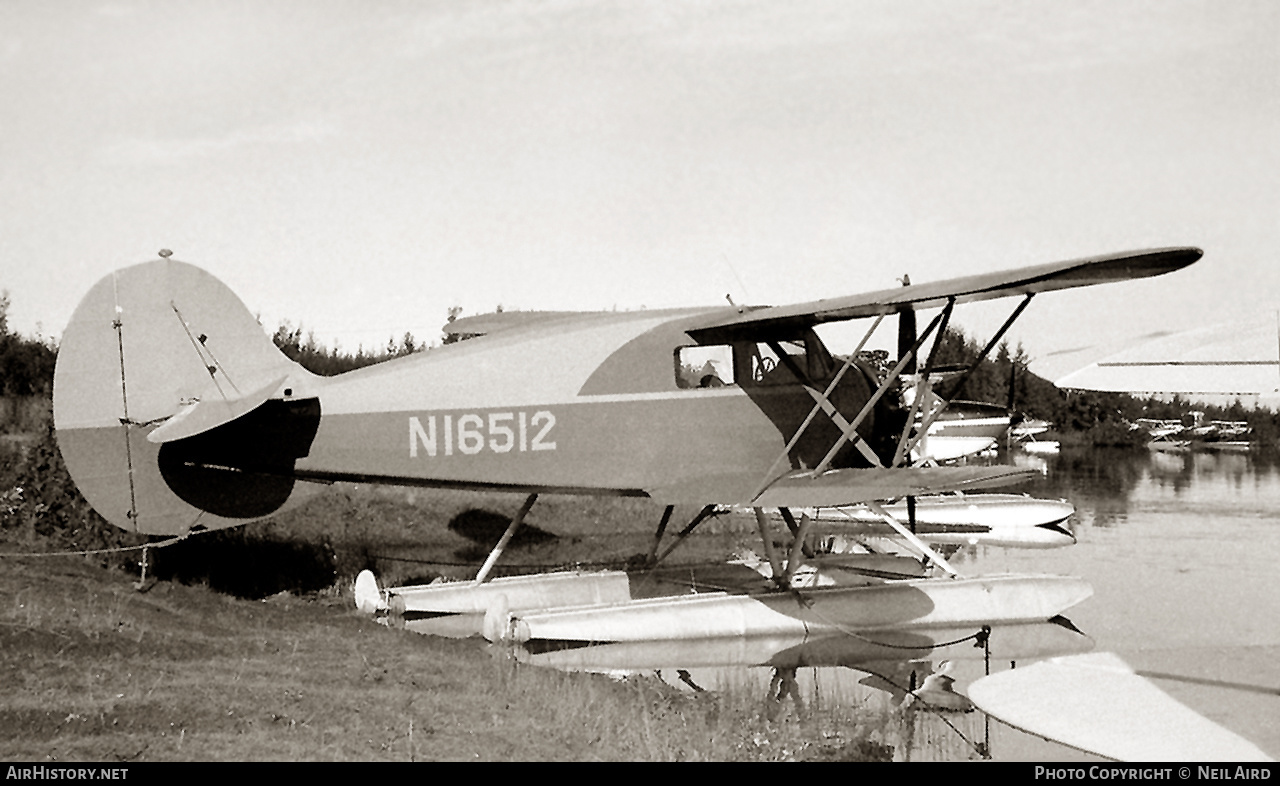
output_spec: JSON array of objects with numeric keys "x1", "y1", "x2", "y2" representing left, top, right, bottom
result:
[{"x1": 409, "y1": 411, "x2": 556, "y2": 457}]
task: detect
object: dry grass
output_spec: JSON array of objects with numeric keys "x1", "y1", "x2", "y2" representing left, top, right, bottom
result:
[
  {"x1": 1, "y1": 428, "x2": 979, "y2": 762},
  {"x1": 0, "y1": 485, "x2": 911, "y2": 762}
]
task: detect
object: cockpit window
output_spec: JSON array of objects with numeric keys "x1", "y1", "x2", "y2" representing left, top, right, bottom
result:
[
  {"x1": 676, "y1": 345, "x2": 736, "y2": 388},
  {"x1": 742, "y1": 340, "x2": 808, "y2": 386}
]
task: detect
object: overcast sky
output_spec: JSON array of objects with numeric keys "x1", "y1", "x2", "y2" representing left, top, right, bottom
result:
[{"x1": 3, "y1": 1, "x2": 1276, "y2": 380}]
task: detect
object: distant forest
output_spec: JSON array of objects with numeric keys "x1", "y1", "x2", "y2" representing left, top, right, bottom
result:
[
  {"x1": 269, "y1": 321, "x2": 423, "y2": 377},
  {"x1": 0, "y1": 293, "x2": 56, "y2": 398},
  {"x1": 1, "y1": 291, "x2": 1277, "y2": 444}
]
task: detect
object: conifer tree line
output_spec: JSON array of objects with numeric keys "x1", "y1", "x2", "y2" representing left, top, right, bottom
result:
[
  {"x1": 269, "y1": 320, "x2": 422, "y2": 377},
  {"x1": 0, "y1": 292, "x2": 56, "y2": 398}
]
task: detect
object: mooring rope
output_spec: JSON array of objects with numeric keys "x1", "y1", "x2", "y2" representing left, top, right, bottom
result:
[
  {"x1": 0, "y1": 532, "x2": 188, "y2": 559},
  {"x1": 790, "y1": 583, "x2": 990, "y2": 651},
  {"x1": 769, "y1": 587, "x2": 995, "y2": 757},
  {"x1": 859, "y1": 664, "x2": 992, "y2": 759}
]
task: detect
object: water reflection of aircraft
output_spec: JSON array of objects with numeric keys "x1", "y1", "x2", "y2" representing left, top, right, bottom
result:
[
  {"x1": 784, "y1": 493, "x2": 1077, "y2": 551},
  {"x1": 58, "y1": 247, "x2": 1265, "y2": 760},
  {"x1": 514, "y1": 617, "x2": 1093, "y2": 673},
  {"x1": 514, "y1": 616, "x2": 1090, "y2": 759}
]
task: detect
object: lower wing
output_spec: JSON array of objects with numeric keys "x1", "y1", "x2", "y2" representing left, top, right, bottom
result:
[{"x1": 647, "y1": 465, "x2": 1039, "y2": 507}]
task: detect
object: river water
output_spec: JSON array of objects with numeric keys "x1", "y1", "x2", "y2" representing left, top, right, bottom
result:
[
  {"x1": 950, "y1": 445, "x2": 1280, "y2": 760},
  {"x1": 560, "y1": 446, "x2": 1280, "y2": 761},
  {"x1": 407, "y1": 444, "x2": 1280, "y2": 760}
]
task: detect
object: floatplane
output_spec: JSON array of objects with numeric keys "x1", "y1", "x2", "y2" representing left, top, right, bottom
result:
[
  {"x1": 52, "y1": 245, "x2": 1269, "y2": 760},
  {"x1": 1133, "y1": 415, "x2": 1253, "y2": 453}
]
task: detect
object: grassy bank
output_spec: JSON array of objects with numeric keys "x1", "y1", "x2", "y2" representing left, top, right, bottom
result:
[
  {"x1": 0, "y1": 525, "x2": 901, "y2": 762},
  {"x1": 0, "y1": 424, "x2": 907, "y2": 761}
]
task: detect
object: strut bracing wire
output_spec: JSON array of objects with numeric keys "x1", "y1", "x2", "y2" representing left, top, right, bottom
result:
[
  {"x1": 811, "y1": 309, "x2": 947, "y2": 476},
  {"x1": 111, "y1": 273, "x2": 140, "y2": 533},
  {"x1": 748, "y1": 316, "x2": 886, "y2": 500},
  {"x1": 865, "y1": 499, "x2": 958, "y2": 577},
  {"x1": 892, "y1": 298, "x2": 955, "y2": 467},
  {"x1": 171, "y1": 301, "x2": 241, "y2": 399}
]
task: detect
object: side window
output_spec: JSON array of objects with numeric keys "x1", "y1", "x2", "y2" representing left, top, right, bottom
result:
[{"x1": 675, "y1": 345, "x2": 736, "y2": 389}]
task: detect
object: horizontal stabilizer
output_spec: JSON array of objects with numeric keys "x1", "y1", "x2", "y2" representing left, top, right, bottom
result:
[
  {"x1": 147, "y1": 375, "x2": 288, "y2": 443},
  {"x1": 648, "y1": 465, "x2": 1039, "y2": 507},
  {"x1": 689, "y1": 248, "x2": 1201, "y2": 342},
  {"x1": 968, "y1": 652, "x2": 1275, "y2": 762}
]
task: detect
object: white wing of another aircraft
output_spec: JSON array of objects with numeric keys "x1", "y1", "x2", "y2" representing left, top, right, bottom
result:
[
  {"x1": 1056, "y1": 315, "x2": 1280, "y2": 396},
  {"x1": 968, "y1": 652, "x2": 1275, "y2": 762}
]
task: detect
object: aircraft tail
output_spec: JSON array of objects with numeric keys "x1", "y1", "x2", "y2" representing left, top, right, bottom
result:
[{"x1": 53, "y1": 257, "x2": 321, "y2": 535}]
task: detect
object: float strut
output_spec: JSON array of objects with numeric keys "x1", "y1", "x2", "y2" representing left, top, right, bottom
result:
[
  {"x1": 473, "y1": 493, "x2": 538, "y2": 585},
  {"x1": 753, "y1": 508, "x2": 787, "y2": 588},
  {"x1": 653, "y1": 505, "x2": 717, "y2": 566},
  {"x1": 782, "y1": 511, "x2": 814, "y2": 586},
  {"x1": 778, "y1": 508, "x2": 815, "y2": 559},
  {"x1": 646, "y1": 505, "x2": 675, "y2": 566}
]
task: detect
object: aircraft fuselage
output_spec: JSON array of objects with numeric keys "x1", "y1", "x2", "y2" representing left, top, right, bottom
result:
[{"x1": 272, "y1": 308, "x2": 896, "y2": 497}]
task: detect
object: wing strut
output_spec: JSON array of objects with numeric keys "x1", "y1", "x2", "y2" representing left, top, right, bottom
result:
[
  {"x1": 865, "y1": 499, "x2": 959, "y2": 577},
  {"x1": 811, "y1": 308, "x2": 949, "y2": 476},
  {"x1": 892, "y1": 298, "x2": 956, "y2": 466},
  {"x1": 894, "y1": 294, "x2": 1035, "y2": 465},
  {"x1": 947, "y1": 293, "x2": 1035, "y2": 403}
]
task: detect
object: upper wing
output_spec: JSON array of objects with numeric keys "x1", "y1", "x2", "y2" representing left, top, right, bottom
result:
[
  {"x1": 689, "y1": 247, "x2": 1201, "y2": 343},
  {"x1": 646, "y1": 465, "x2": 1039, "y2": 507},
  {"x1": 443, "y1": 248, "x2": 1200, "y2": 344},
  {"x1": 1057, "y1": 315, "x2": 1280, "y2": 395},
  {"x1": 444, "y1": 310, "x2": 614, "y2": 338},
  {"x1": 444, "y1": 306, "x2": 722, "y2": 341}
]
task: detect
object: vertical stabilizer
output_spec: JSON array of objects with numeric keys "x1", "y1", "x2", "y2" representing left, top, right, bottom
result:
[{"x1": 54, "y1": 257, "x2": 318, "y2": 535}]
